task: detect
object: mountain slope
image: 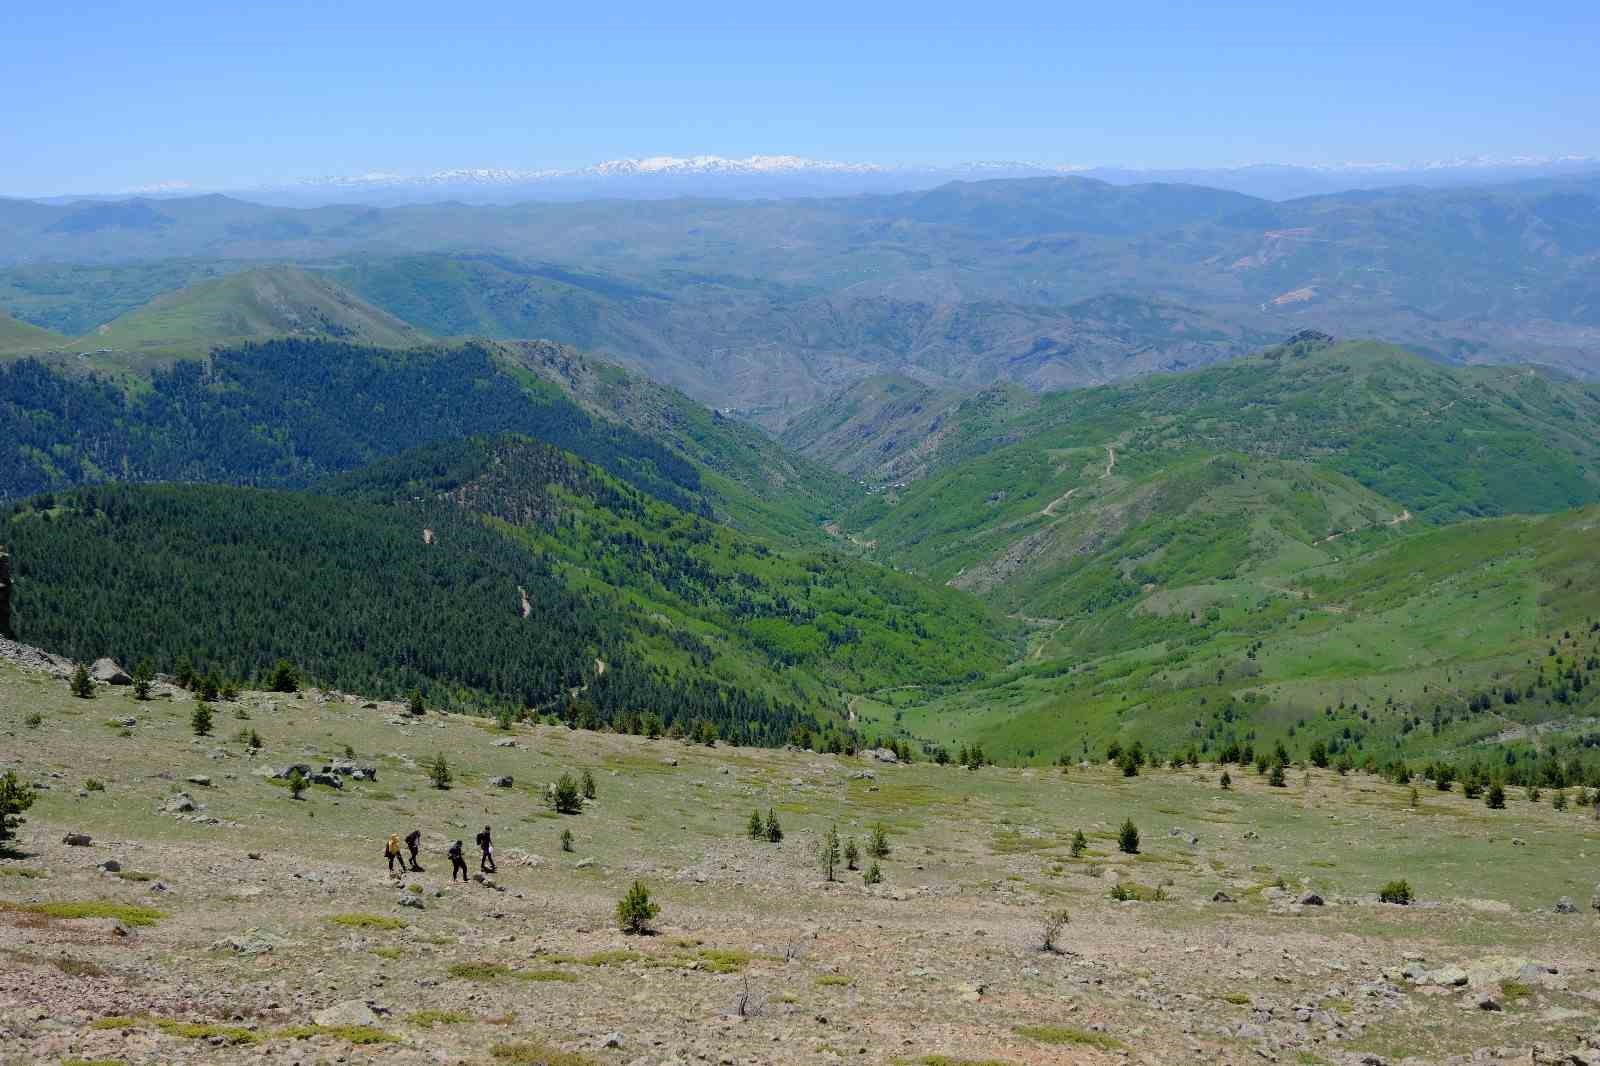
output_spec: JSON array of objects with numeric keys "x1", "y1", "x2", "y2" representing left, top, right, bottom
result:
[
  {"x1": 0, "y1": 310, "x2": 65, "y2": 354},
  {"x1": 2, "y1": 437, "x2": 1009, "y2": 740},
  {"x1": 81, "y1": 265, "x2": 429, "y2": 354}
]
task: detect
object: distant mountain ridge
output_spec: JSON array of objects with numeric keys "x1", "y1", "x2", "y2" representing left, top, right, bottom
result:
[{"x1": 34, "y1": 152, "x2": 1600, "y2": 205}]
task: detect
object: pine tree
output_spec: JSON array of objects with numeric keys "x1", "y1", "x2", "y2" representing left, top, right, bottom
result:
[
  {"x1": 616, "y1": 881, "x2": 659, "y2": 934},
  {"x1": 764, "y1": 809, "x2": 783, "y2": 843},
  {"x1": 70, "y1": 665, "x2": 94, "y2": 699},
  {"x1": 287, "y1": 768, "x2": 308, "y2": 800},
  {"x1": 560, "y1": 828, "x2": 574, "y2": 852},
  {"x1": 1070, "y1": 829, "x2": 1088, "y2": 857},
  {"x1": 552, "y1": 773, "x2": 581, "y2": 813},
  {"x1": 819, "y1": 824, "x2": 841, "y2": 881},
  {"x1": 191, "y1": 702, "x2": 213, "y2": 737},
  {"x1": 747, "y1": 809, "x2": 765, "y2": 840},
  {"x1": 429, "y1": 754, "x2": 453, "y2": 790},
  {"x1": 0, "y1": 770, "x2": 38, "y2": 844},
  {"x1": 845, "y1": 837, "x2": 860, "y2": 870},
  {"x1": 132, "y1": 659, "x2": 154, "y2": 700},
  {"x1": 1118, "y1": 818, "x2": 1140, "y2": 855},
  {"x1": 581, "y1": 769, "x2": 597, "y2": 800},
  {"x1": 408, "y1": 688, "x2": 425, "y2": 716},
  {"x1": 863, "y1": 861, "x2": 882, "y2": 886},
  {"x1": 867, "y1": 822, "x2": 891, "y2": 859},
  {"x1": 1486, "y1": 782, "x2": 1506, "y2": 809}
]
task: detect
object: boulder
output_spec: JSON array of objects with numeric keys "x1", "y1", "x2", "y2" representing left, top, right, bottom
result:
[
  {"x1": 309, "y1": 772, "x2": 343, "y2": 789},
  {"x1": 1555, "y1": 896, "x2": 1579, "y2": 914},
  {"x1": 90, "y1": 658, "x2": 132, "y2": 685},
  {"x1": 493, "y1": 738, "x2": 517, "y2": 748},
  {"x1": 489, "y1": 775, "x2": 514, "y2": 788},
  {"x1": 187, "y1": 775, "x2": 211, "y2": 787},
  {"x1": 97, "y1": 859, "x2": 122, "y2": 873},
  {"x1": 397, "y1": 896, "x2": 425, "y2": 909},
  {"x1": 1300, "y1": 892, "x2": 1325, "y2": 906},
  {"x1": 866, "y1": 747, "x2": 900, "y2": 764},
  {"x1": 62, "y1": 832, "x2": 92, "y2": 846},
  {"x1": 272, "y1": 764, "x2": 313, "y2": 780},
  {"x1": 1211, "y1": 890, "x2": 1235, "y2": 903},
  {"x1": 312, "y1": 1000, "x2": 380, "y2": 1028},
  {"x1": 166, "y1": 793, "x2": 196, "y2": 813},
  {"x1": 1427, "y1": 966, "x2": 1469, "y2": 987},
  {"x1": 1168, "y1": 827, "x2": 1200, "y2": 846}
]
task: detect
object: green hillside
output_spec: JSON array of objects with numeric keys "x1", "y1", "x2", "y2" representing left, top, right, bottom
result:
[
  {"x1": 3, "y1": 437, "x2": 1008, "y2": 740},
  {"x1": 79, "y1": 265, "x2": 429, "y2": 355},
  {"x1": 854, "y1": 504, "x2": 1600, "y2": 777},
  {"x1": 0, "y1": 310, "x2": 65, "y2": 354}
]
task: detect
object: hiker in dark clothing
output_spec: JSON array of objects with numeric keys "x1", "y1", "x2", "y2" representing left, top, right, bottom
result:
[
  {"x1": 385, "y1": 834, "x2": 405, "y2": 874},
  {"x1": 448, "y1": 840, "x2": 469, "y2": 881},
  {"x1": 475, "y1": 825, "x2": 496, "y2": 873},
  {"x1": 405, "y1": 829, "x2": 423, "y2": 871}
]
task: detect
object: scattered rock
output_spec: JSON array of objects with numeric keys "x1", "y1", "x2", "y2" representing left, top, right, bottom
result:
[
  {"x1": 90, "y1": 657, "x2": 132, "y2": 685},
  {"x1": 1428, "y1": 966, "x2": 1469, "y2": 987},
  {"x1": 150, "y1": 882, "x2": 169, "y2": 893},
  {"x1": 866, "y1": 747, "x2": 899, "y2": 764},
  {"x1": 661, "y1": 757, "x2": 678, "y2": 767},
  {"x1": 1300, "y1": 892, "x2": 1325, "y2": 906},
  {"x1": 1212, "y1": 890, "x2": 1235, "y2": 903},
  {"x1": 397, "y1": 896, "x2": 425, "y2": 909},
  {"x1": 1168, "y1": 827, "x2": 1200, "y2": 846},
  {"x1": 601, "y1": 1033, "x2": 623, "y2": 1049},
  {"x1": 247, "y1": 852, "x2": 263, "y2": 860},
  {"x1": 489, "y1": 775, "x2": 514, "y2": 788},
  {"x1": 1555, "y1": 896, "x2": 1578, "y2": 914},
  {"x1": 309, "y1": 772, "x2": 343, "y2": 789},
  {"x1": 575, "y1": 858, "x2": 595, "y2": 869},
  {"x1": 62, "y1": 832, "x2": 92, "y2": 846},
  {"x1": 97, "y1": 859, "x2": 121, "y2": 873},
  {"x1": 493, "y1": 738, "x2": 517, "y2": 748},
  {"x1": 187, "y1": 774, "x2": 211, "y2": 787},
  {"x1": 166, "y1": 793, "x2": 197, "y2": 813},
  {"x1": 1475, "y1": 994, "x2": 1502, "y2": 1011}
]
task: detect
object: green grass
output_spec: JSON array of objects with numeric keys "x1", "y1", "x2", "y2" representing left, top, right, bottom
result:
[
  {"x1": 1, "y1": 900, "x2": 165, "y2": 925},
  {"x1": 815, "y1": 974, "x2": 855, "y2": 987},
  {"x1": 328, "y1": 913, "x2": 407, "y2": 930},
  {"x1": 278, "y1": 1024, "x2": 397, "y2": 1044},
  {"x1": 490, "y1": 1041, "x2": 598, "y2": 1066},
  {"x1": 90, "y1": 1016, "x2": 257, "y2": 1045},
  {"x1": 1014, "y1": 1024, "x2": 1125, "y2": 1051}
]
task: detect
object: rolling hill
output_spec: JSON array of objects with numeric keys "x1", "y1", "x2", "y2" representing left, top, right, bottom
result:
[{"x1": 78, "y1": 265, "x2": 428, "y2": 356}]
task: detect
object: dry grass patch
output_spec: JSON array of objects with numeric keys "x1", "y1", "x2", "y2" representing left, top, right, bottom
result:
[
  {"x1": 491, "y1": 1041, "x2": 598, "y2": 1065},
  {"x1": 278, "y1": 1023, "x2": 396, "y2": 1044},
  {"x1": 328, "y1": 913, "x2": 406, "y2": 930},
  {"x1": 1014, "y1": 1024, "x2": 1125, "y2": 1050}
]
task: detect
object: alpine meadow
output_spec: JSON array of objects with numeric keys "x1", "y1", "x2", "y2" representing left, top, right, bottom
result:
[{"x1": 6, "y1": 6, "x2": 1600, "y2": 1065}]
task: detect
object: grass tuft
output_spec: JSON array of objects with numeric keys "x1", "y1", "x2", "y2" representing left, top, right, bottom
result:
[
  {"x1": 491, "y1": 1041, "x2": 598, "y2": 1065},
  {"x1": 1, "y1": 900, "x2": 164, "y2": 925},
  {"x1": 328, "y1": 912, "x2": 407, "y2": 930},
  {"x1": 1014, "y1": 1024, "x2": 1125, "y2": 1050}
]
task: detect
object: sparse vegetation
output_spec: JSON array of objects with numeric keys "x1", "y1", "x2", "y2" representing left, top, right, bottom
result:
[
  {"x1": 616, "y1": 881, "x2": 659, "y2": 934},
  {"x1": 820, "y1": 824, "x2": 841, "y2": 881},
  {"x1": 70, "y1": 665, "x2": 94, "y2": 699},
  {"x1": 552, "y1": 772, "x2": 582, "y2": 813},
  {"x1": 1015, "y1": 1024, "x2": 1125, "y2": 1051},
  {"x1": 429, "y1": 753, "x2": 453, "y2": 790},
  {"x1": 1379, "y1": 879, "x2": 1414, "y2": 905},
  {"x1": 1118, "y1": 818, "x2": 1140, "y2": 855},
  {"x1": 1040, "y1": 906, "x2": 1070, "y2": 953}
]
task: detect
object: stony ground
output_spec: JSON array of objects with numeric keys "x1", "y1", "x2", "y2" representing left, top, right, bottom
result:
[{"x1": 4, "y1": 655, "x2": 1600, "y2": 1066}]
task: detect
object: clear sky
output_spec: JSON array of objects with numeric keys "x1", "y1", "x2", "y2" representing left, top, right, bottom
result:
[{"x1": 5, "y1": 0, "x2": 1598, "y2": 196}]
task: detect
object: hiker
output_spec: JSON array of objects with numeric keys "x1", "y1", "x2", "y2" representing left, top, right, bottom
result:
[
  {"x1": 385, "y1": 833, "x2": 404, "y2": 874},
  {"x1": 448, "y1": 840, "x2": 468, "y2": 882},
  {"x1": 405, "y1": 829, "x2": 423, "y2": 871},
  {"x1": 476, "y1": 825, "x2": 496, "y2": 873}
]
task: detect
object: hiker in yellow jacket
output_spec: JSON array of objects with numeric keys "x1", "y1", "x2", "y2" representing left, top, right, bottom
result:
[{"x1": 385, "y1": 833, "x2": 404, "y2": 874}]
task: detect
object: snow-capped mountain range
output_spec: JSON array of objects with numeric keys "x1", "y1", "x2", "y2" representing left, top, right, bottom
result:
[{"x1": 85, "y1": 152, "x2": 1600, "y2": 206}]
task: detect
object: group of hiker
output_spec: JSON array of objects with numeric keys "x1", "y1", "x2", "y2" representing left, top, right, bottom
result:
[{"x1": 384, "y1": 825, "x2": 496, "y2": 882}]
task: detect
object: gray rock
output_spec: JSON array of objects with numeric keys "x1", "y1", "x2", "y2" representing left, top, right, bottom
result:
[
  {"x1": 601, "y1": 1033, "x2": 623, "y2": 1049},
  {"x1": 493, "y1": 738, "x2": 517, "y2": 748},
  {"x1": 186, "y1": 775, "x2": 211, "y2": 787},
  {"x1": 1555, "y1": 896, "x2": 1579, "y2": 914},
  {"x1": 867, "y1": 747, "x2": 899, "y2": 764},
  {"x1": 312, "y1": 1000, "x2": 380, "y2": 1027},
  {"x1": 62, "y1": 832, "x2": 92, "y2": 846},
  {"x1": 489, "y1": 775, "x2": 514, "y2": 788},
  {"x1": 1211, "y1": 890, "x2": 1235, "y2": 903},
  {"x1": 1475, "y1": 994, "x2": 1502, "y2": 1011},
  {"x1": 575, "y1": 858, "x2": 595, "y2": 869},
  {"x1": 97, "y1": 859, "x2": 122, "y2": 873},
  {"x1": 1428, "y1": 966, "x2": 1469, "y2": 987},
  {"x1": 661, "y1": 757, "x2": 678, "y2": 767},
  {"x1": 1300, "y1": 892, "x2": 1325, "y2": 906},
  {"x1": 149, "y1": 882, "x2": 169, "y2": 893},
  {"x1": 90, "y1": 657, "x2": 132, "y2": 685},
  {"x1": 1168, "y1": 827, "x2": 1200, "y2": 846},
  {"x1": 272, "y1": 764, "x2": 313, "y2": 780},
  {"x1": 309, "y1": 772, "x2": 343, "y2": 789},
  {"x1": 166, "y1": 793, "x2": 196, "y2": 813},
  {"x1": 397, "y1": 896, "x2": 425, "y2": 909}
]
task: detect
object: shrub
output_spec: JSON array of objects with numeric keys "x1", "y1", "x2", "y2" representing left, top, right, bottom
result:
[
  {"x1": 268, "y1": 660, "x2": 299, "y2": 693},
  {"x1": 747, "y1": 809, "x2": 765, "y2": 840},
  {"x1": 1040, "y1": 906, "x2": 1070, "y2": 953},
  {"x1": 1117, "y1": 818, "x2": 1140, "y2": 855},
  {"x1": 1308, "y1": 740, "x2": 1329, "y2": 768},
  {"x1": 84, "y1": 779, "x2": 104, "y2": 792},
  {"x1": 24, "y1": 711, "x2": 42, "y2": 729},
  {"x1": 1219, "y1": 770, "x2": 1231, "y2": 790},
  {"x1": 560, "y1": 829, "x2": 574, "y2": 853},
  {"x1": 863, "y1": 862, "x2": 882, "y2": 886},
  {"x1": 190, "y1": 702, "x2": 213, "y2": 737},
  {"x1": 1486, "y1": 783, "x2": 1506, "y2": 809},
  {"x1": 287, "y1": 769, "x2": 308, "y2": 800},
  {"x1": 1267, "y1": 763, "x2": 1287, "y2": 788},
  {"x1": 1069, "y1": 830, "x2": 1088, "y2": 857},
  {"x1": 1378, "y1": 879, "x2": 1414, "y2": 905},
  {"x1": 496, "y1": 708, "x2": 514, "y2": 731},
  {"x1": 0, "y1": 770, "x2": 38, "y2": 843},
  {"x1": 1553, "y1": 789, "x2": 1569, "y2": 811},
  {"x1": 70, "y1": 665, "x2": 94, "y2": 699},
  {"x1": 844, "y1": 838, "x2": 860, "y2": 870},
  {"x1": 1108, "y1": 882, "x2": 1167, "y2": 902},
  {"x1": 1014, "y1": 1024, "x2": 1124, "y2": 1051},
  {"x1": 764, "y1": 809, "x2": 783, "y2": 843},
  {"x1": 1408, "y1": 786, "x2": 1419, "y2": 808},
  {"x1": 245, "y1": 728, "x2": 263, "y2": 751},
  {"x1": 867, "y1": 822, "x2": 891, "y2": 859},
  {"x1": 551, "y1": 773, "x2": 581, "y2": 813},
  {"x1": 580, "y1": 769, "x2": 597, "y2": 800},
  {"x1": 616, "y1": 881, "x2": 659, "y2": 934},
  {"x1": 429, "y1": 754, "x2": 452, "y2": 790},
  {"x1": 407, "y1": 688, "x2": 425, "y2": 716}
]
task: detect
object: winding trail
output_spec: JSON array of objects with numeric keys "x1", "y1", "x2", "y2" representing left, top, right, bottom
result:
[{"x1": 1039, "y1": 445, "x2": 1118, "y2": 518}]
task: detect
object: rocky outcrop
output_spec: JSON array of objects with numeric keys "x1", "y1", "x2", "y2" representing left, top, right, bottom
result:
[{"x1": 90, "y1": 658, "x2": 132, "y2": 685}]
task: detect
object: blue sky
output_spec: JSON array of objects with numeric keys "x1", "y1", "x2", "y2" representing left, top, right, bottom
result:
[{"x1": 5, "y1": 0, "x2": 1598, "y2": 195}]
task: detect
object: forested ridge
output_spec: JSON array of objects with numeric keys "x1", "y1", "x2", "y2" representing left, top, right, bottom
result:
[
  {"x1": 1, "y1": 436, "x2": 1009, "y2": 745},
  {"x1": 0, "y1": 338, "x2": 705, "y2": 513}
]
